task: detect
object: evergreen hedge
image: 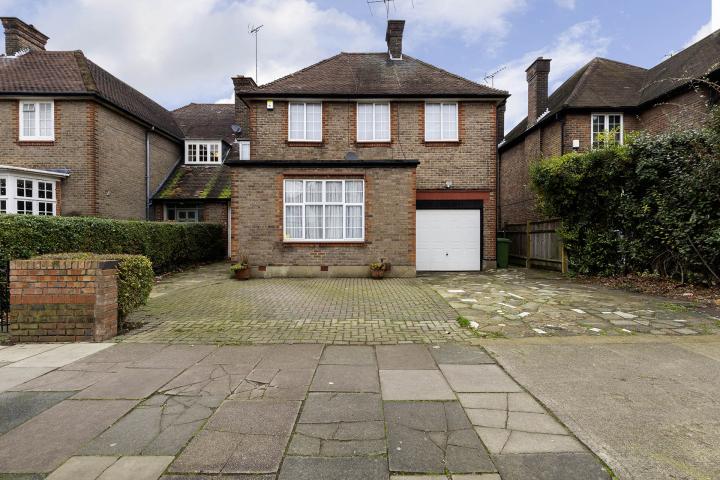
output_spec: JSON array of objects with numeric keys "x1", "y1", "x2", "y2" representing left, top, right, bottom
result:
[{"x1": 530, "y1": 112, "x2": 720, "y2": 284}]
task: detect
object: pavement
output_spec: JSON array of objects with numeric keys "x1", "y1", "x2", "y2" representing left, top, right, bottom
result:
[
  {"x1": 485, "y1": 335, "x2": 720, "y2": 480},
  {"x1": 0, "y1": 342, "x2": 611, "y2": 480}
]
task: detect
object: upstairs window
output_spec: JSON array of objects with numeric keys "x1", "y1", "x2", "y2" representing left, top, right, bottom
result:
[
  {"x1": 357, "y1": 102, "x2": 390, "y2": 142},
  {"x1": 425, "y1": 102, "x2": 458, "y2": 141},
  {"x1": 19, "y1": 100, "x2": 54, "y2": 141},
  {"x1": 288, "y1": 102, "x2": 322, "y2": 141},
  {"x1": 185, "y1": 141, "x2": 222, "y2": 164},
  {"x1": 592, "y1": 113, "x2": 623, "y2": 149}
]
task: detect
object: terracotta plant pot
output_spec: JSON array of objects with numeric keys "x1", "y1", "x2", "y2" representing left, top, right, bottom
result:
[
  {"x1": 234, "y1": 268, "x2": 251, "y2": 280},
  {"x1": 371, "y1": 269, "x2": 385, "y2": 279}
]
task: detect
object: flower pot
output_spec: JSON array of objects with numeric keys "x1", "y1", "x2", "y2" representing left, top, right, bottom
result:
[
  {"x1": 371, "y1": 269, "x2": 385, "y2": 279},
  {"x1": 234, "y1": 268, "x2": 251, "y2": 280}
]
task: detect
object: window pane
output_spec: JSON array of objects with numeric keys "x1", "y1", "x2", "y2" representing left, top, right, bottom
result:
[
  {"x1": 608, "y1": 115, "x2": 622, "y2": 144},
  {"x1": 188, "y1": 144, "x2": 197, "y2": 162},
  {"x1": 326, "y1": 181, "x2": 342, "y2": 202},
  {"x1": 38, "y1": 181, "x2": 53, "y2": 199},
  {"x1": 240, "y1": 141, "x2": 250, "y2": 160},
  {"x1": 22, "y1": 103, "x2": 35, "y2": 137},
  {"x1": 209, "y1": 144, "x2": 219, "y2": 162},
  {"x1": 17, "y1": 180, "x2": 32, "y2": 198},
  {"x1": 325, "y1": 205, "x2": 343, "y2": 239},
  {"x1": 0, "y1": 200, "x2": 6, "y2": 214},
  {"x1": 375, "y1": 103, "x2": 390, "y2": 140},
  {"x1": 285, "y1": 205, "x2": 303, "y2": 239},
  {"x1": 0, "y1": 178, "x2": 5, "y2": 196},
  {"x1": 38, "y1": 202, "x2": 53, "y2": 216},
  {"x1": 289, "y1": 103, "x2": 305, "y2": 140},
  {"x1": 592, "y1": 115, "x2": 606, "y2": 148},
  {"x1": 357, "y1": 104, "x2": 373, "y2": 141},
  {"x1": 346, "y1": 205, "x2": 363, "y2": 239},
  {"x1": 305, "y1": 181, "x2": 323, "y2": 203},
  {"x1": 425, "y1": 103, "x2": 441, "y2": 140},
  {"x1": 442, "y1": 103, "x2": 457, "y2": 139},
  {"x1": 17, "y1": 200, "x2": 32, "y2": 215},
  {"x1": 285, "y1": 180, "x2": 303, "y2": 203},
  {"x1": 39, "y1": 102, "x2": 52, "y2": 137},
  {"x1": 305, "y1": 205, "x2": 323, "y2": 239},
  {"x1": 306, "y1": 103, "x2": 322, "y2": 141},
  {"x1": 345, "y1": 180, "x2": 363, "y2": 203},
  {"x1": 198, "y1": 144, "x2": 208, "y2": 162}
]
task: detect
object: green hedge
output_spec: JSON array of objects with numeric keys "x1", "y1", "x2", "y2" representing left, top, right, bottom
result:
[
  {"x1": 36, "y1": 253, "x2": 154, "y2": 318},
  {"x1": 530, "y1": 111, "x2": 720, "y2": 283},
  {"x1": 0, "y1": 215, "x2": 225, "y2": 274}
]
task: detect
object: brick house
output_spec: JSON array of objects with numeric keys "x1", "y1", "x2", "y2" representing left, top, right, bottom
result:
[
  {"x1": 225, "y1": 20, "x2": 508, "y2": 276},
  {"x1": 499, "y1": 29, "x2": 720, "y2": 226},
  {"x1": 0, "y1": 17, "x2": 183, "y2": 219}
]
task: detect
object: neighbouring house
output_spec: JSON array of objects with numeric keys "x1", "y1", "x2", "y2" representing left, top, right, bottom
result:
[
  {"x1": 227, "y1": 20, "x2": 508, "y2": 276},
  {"x1": 499, "y1": 29, "x2": 720, "y2": 226},
  {"x1": 152, "y1": 103, "x2": 248, "y2": 256},
  {"x1": 0, "y1": 17, "x2": 183, "y2": 219}
]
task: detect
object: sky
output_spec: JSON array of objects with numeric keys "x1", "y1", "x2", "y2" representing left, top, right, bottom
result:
[{"x1": 0, "y1": 0, "x2": 713, "y2": 129}]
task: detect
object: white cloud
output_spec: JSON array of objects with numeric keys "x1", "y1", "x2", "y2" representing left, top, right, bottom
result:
[
  {"x1": 490, "y1": 19, "x2": 610, "y2": 131},
  {"x1": 684, "y1": 21, "x2": 712, "y2": 48},
  {"x1": 10, "y1": 0, "x2": 379, "y2": 109},
  {"x1": 554, "y1": 0, "x2": 576, "y2": 9}
]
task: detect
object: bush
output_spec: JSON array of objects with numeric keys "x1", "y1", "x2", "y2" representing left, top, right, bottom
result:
[
  {"x1": 530, "y1": 112, "x2": 720, "y2": 283},
  {"x1": 0, "y1": 215, "x2": 225, "y2": 274},
  {"x1": 35, "y1": 253, "x2": 154, "y2": 318}
]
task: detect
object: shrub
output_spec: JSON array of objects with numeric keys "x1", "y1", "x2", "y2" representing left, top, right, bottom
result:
[
  {"x1": 0, "y1": 215, "x2": 225, "y2": 274},
  {"x1": 35, "y1": 253, "x2": 154, "y2": 318},
  {"x1": 530, "y1": 112, "x2": 720, "y2": 283}
]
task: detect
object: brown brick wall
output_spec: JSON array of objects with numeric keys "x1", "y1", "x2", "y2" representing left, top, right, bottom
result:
[
  {"x1": 639, "y1": 87, "x2": 712, "y2": 134},
  {"x1": 8, "y1": 258, "x2": 119, "y2": 342},
  {"x1": 247, "y1": 100, "x2": 497, "y2": 191},
  {"x1": 231, "y1": 166, "x2": 416, "y2": 268}
]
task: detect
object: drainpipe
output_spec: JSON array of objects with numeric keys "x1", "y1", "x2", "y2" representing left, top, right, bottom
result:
[{"x1": 145, "y1": 127, "x2": 154, "y2": 220}]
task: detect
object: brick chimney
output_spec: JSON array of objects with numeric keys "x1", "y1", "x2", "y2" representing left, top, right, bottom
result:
[
  {"x1": 386, "y1": 20, "x2": 405, "y2": 60},
  {"x1": 1, "y1": 17, "x2": 48, "y2": 55},
  {"x1": 526, "y1": 57, "x2": 551, "y2": 127},
  {"x1": 231, "y1": 76, "x2": 257, "y2": 139}
]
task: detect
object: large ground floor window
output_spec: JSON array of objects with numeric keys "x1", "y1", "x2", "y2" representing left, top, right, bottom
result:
[
  {"x1": 0, "y1": 174, "x2": 56, "y2": 216},
  {"x1": 283, "y1": 179, "x2": 364, "y2": 242}
]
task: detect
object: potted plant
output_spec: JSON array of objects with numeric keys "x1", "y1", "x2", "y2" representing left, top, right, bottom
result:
[
  {"x1": 230, "y1": 254, "x2": 251, "y2": 280},
  {"x1": 369, "y1": 261, "x2": 387, "y2": 279}
]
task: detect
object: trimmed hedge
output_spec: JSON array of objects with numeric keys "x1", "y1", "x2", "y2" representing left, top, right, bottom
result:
[
  {"x1": 36, "y1": 253, "x2": 154, "y2": 318},
  {"x1": 0, "y1": 215, "x2": 225, "y2": 274}
]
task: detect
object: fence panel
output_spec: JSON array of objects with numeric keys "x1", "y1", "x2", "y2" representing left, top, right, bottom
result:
[{"x1": 500, "y1": 219, "x2": 566, "y2": 272}]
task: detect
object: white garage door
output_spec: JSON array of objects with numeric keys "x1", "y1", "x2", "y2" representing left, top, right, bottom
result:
[{"x1": 416, "y1": 209, "x2": 481, "y2": 271}]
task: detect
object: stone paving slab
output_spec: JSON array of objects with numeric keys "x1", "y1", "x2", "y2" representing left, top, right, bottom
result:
[
  {"x1": 129, "y1": 345, "x2": 216, "y2": 369},
  {"x1": 440, "y1": 365, "x2": 523, "y2": 393},
  {"x1": 10, "y1": 344, "x2": 113, "y2": 368},
  {"x1": 492, "y1": 453, "x2": 611, "y2": 480},
  {"x1": 376, "y1": 344, "x2": 438, "y2": 370},
  {"x1": 380, "y1": 370, "x2": 455, "y2": 400},
  {"x1": 0, "y1": 399, "x2": 138, "y2": 473},
  {"x1": 72, "y1": 368, "x2": 183, "y2": 400},
  {"x1": 0, "y1": 344, "x2": 61, "y2": 363},
  {"x1": 12, "y1": 369, "x2": 108, "y2": 392},
  {"x1": 47, "y1": 455, "x2": 173, "y2": 480},
  {"x1": 0, "y1": 366, "x2": 55, "y2": 393},
  {"x1": 0, "y1": 391, "x2": 74, "y2": 434},
  {"x1": 310, "y1": 364, "x2": 380, "y2": 392},
  {"x1": 278, "y1": 456, "x2": 389, "y2": 480},
  {"x1": 320, "y1": 345, "x2": 377, "y2": 365}
]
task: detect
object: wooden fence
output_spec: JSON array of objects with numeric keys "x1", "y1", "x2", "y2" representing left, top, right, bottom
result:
[{"x1": 500, "y1": 219, "x2": 568, "y2": 272}]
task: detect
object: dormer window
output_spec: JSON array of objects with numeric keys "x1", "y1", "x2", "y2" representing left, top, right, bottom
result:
[
  {"x1": 185, "y1": 140, "x2": 222, "y2": 164},
  {"x1": 19, "y1": 100, "x2": 54, "y2": 141}
]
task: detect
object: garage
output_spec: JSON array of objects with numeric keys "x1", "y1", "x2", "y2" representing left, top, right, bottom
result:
[{"x1": 416, "y1": 206, "x2": 482, "y2": 271}]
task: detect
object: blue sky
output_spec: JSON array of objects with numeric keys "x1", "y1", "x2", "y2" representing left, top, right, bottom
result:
[{"x1": 0, "y1": 0, "x2": 712, "y2": 128}]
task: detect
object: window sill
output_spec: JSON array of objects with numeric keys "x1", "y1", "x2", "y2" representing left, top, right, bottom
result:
[
  {"x1": 17, "y1": 139, "x2": 55, "y2": 145},
  {"x1": 283, "y1": 241, "x2": 367, "y2": 247},
  {"x1": 423, "y1": 140, "x2": 461, "y2": 146},
  {"x1": 287, "y1": 141, "x2": 324, "y2": 147},
  {"x1": 355, "y1": 141, "x2": 392, "y2": 148}
]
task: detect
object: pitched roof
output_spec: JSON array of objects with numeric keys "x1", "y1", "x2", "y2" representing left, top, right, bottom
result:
[
  {"x1": 0, "y1": 50, "x2": 183, "y2": 139},
  {"x1": 236, "y1": 53, "x2": 508, "y2": 98},
  {"x1": 154, "y1": 165, "x2": 232, "y2": 201},
  {"x1": 502, "y1": 30, "x2": 720, "y2": 149},
  {"x1": 172, "y1": 103, "x2": 236, "y2": 143}
]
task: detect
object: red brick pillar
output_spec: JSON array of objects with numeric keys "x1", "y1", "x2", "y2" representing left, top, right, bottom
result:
[{"x1": 9, "y1": 259, "x2": 119, "y2": 342}]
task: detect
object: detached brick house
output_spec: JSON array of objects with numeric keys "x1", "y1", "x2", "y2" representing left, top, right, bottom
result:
[
  {"x1": 499, "y1": 29, "x2": 720, "y2": 226},
  {"x1": 0, "y1": 17, "x2": 183, "y2": 219},
  {"x1": 225, "y1": 20, "x2": 508, "y2": 276}
]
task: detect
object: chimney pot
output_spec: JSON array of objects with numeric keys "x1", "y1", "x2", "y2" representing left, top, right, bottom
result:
[
  {"x1": 385, "y1": 19, "x2": 405, "y2": 60},
  {"x1": 1, "y1": 17, "x2": 49, "y2": 56},
  {"x1": 526, "y1": 57, "x2": 551, "y2": 127}
]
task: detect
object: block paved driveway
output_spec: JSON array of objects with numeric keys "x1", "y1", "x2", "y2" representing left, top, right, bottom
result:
[
  {"x1": 0, "y1": 342, "x2": 611, "y2": 480},
  {"x1": 120, "y1": 263, "x2": 473, "y2": 345}
]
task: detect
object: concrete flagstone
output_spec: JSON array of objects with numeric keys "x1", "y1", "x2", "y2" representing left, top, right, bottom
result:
[
  {"x1": 379, "y1": 369, "x2": 455, "y2": 400},
  {"x1": 440, "y1": 365, "x2": 523, "y2": 393},
  {"x1": 458, "y1": 393, "x2": 507, "y2": 411},
  {"x1": 376, "y1": 344, "x2": 437, "y2": 370},
  {"x1": 278, "y1": 456, "x2": 389, "y2": 480},
  {"x1": 500, "y1": 431, "x2": 586, "y2": 454},
  {"x1": 11, "y1": 369, "x2": 108, "y2": 392},
  {"x1": 97, "y1": 455, "x2": 173, "y2": 480},
  {"x1": 320, "y1": 345, "x2": 377, "y2": 365},
  {"x1": 46, "y1": 455, "x2": 119, "y2": 480},
  {"x1": 0, "y1": 391, "x2": 74, "y2": 434},
  {"x1": 310, "y1": 364, "x2": 379, "y2": 392},
  {"x1": 492, "y1": 452, "x2": 611, "y2": 479},
  {"x1": 78, "y1": 343, "x2": 163, "y2": 364},
  {"x1": 0, "y1": 344, "x2": 61, "y2": 363},
  {"x1": 255, "y1": 344, "x2": 323, "y2": 369},
  {"x1": 428, "y1": 344, "x2": 495, "y2": 365},
  {"x1": 10, "y1": 344, "x2": 114, "y2": 368},
  {"x1": 231, "y1": 368, "x2": 314, "y2": 400},
  {"x1": 72, "y1": 368, "x2": 183, "y2": 400},
  {"x1": 0, "y1": 365, "x2": 55, "y2": 393},
  {"x1": 0, "y1": 399, "x2": 138, "y2": 473},
  {"x1": 129, "y1": 344, "x2": 216, "y2": 369},
  {"x1": 198, "y1": 345, "x2": 269, "y2": 365},
  {"x1": 159, "y1": 364, "x2": 252, "y2": 398}
]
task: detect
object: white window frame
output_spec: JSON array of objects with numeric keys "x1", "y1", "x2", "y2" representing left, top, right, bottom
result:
[
  {"x1": 239, "y1": 141, "x2": 250, "y2": 160},
  {"x1": 591, "y1": 113, "x2": 624, "y2": 149},
  {"x1": 356, "y1": 102, "x2": 391, "y2": 142},
  {"x1": 0, "y1": 174, "x2": 56, "y2": 216},
  {"x1": 185, "y1": 140, "x2": 223, "y2": 164},
  {"x1": 283, "y1": 179, "x2": 365, "y2": 243},
  {"x1": 424, "y1": 102, "x2": 459, "y2": 142},
  {"x1": 164, "y1": 203, "x2": 200, "y2": 223},
  {"x1": 288, "y1": 102, "x2": 323, "y2": 142},
  {"x1": 19, "y1": 99, "x2": 55, "y2": 141}
]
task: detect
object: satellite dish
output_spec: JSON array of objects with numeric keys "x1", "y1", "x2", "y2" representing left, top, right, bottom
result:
[
  {"x1": 345, "y1": 151, "x2": 359, "y2": 161},
  {"x1": 231, "y1": 124, "x2": 242, "y2": 134}
]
